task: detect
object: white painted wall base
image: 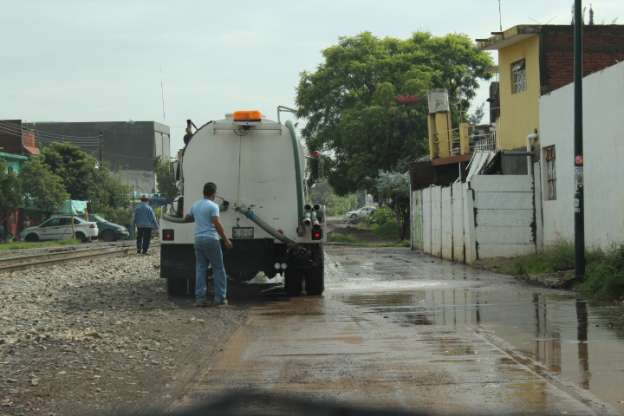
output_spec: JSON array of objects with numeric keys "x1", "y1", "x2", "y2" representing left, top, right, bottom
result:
[{"x1": 415, "y1": 175, "x2": 535, "y2": 263}]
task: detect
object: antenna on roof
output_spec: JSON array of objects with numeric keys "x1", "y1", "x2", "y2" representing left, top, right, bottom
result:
[
  {"x1": 160, "y1": 66, "x2": 167, "y2": 122},
  {"x1": 497, "y1": 0, "x2": 503, "y2": 32},
  {"x1": 589, "y1": 4, "x2": 594, "y2": 25}
]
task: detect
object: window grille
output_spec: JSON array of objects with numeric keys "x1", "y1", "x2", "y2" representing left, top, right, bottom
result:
[{"x1": 511, "y1": 59, "x2": 527, "y2": 94}]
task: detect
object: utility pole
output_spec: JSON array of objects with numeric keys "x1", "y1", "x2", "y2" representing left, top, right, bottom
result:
[
  {"x1": 98, "y1": 131, "x2": 103, "y2": 164},
  {"x1": 498, "y1": 0, "x2": 503, "y2": 32},
  {"x1": 574, "y1": 0, "x2": 585, "y2": 279}
]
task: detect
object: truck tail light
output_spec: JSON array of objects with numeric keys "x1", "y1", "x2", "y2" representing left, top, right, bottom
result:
[
  {"x1": 163, "y1": 229, "x2": 175, "y2": 241},
  {"x1": 311, "y1": 225, "x2": 322, "y2": 241}
]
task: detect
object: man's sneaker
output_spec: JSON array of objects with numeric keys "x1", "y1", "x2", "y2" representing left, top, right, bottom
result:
[
  {"x1": 195, "y1": 299, "x2": 208, "y2": 307},
  {"x1": 212, "y1": 299, "x2": 229, "y2": 307}
]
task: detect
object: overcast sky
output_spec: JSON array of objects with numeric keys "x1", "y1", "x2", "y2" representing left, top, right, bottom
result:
[{"x1": 2, "y1": 0, "x2": 622, "y2": 152}]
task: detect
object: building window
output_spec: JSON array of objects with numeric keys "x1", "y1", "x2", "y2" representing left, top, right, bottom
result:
[
  {"x1": 544, "y1": 146, "x2": 556, "y2": 200},
  {"x1": 511, "y1": 59, "x2": 527, "y2": 94}
]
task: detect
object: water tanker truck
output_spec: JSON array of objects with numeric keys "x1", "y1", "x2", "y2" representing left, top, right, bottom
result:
[{"x1": 160, "y1": 110, "x2": 325, "y2": 296}]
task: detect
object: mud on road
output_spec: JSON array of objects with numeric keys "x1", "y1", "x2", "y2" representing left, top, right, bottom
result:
[
  {"x1": 0, "y1": 253, "x2": 247, "y2": 416},
  {"x1": 174, "y1": 246, "x2": 624, "y2": 415}
]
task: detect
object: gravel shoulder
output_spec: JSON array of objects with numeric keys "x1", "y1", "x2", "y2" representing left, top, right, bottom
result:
[{"x1": 0, "y1": 251, "x2": 248, "y2": 416}]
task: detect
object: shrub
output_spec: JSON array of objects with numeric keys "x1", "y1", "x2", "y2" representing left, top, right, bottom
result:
[
  {"x1": 581, "y1": 247, "x2": 624, "y2": 301},
  {"x1": 328, "y1": 234, "x2": 359, "y2": 244},
  {"x1": 368, "y1": 206, "x2": 395, "y2": 226}
]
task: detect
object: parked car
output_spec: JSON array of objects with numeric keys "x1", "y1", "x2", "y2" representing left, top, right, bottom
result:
[
  {"x1": 344, "y1": 206, "x2": 376, "y2": 223},
  {"x1": 20, "y1": 215, "x2": 99, "y2": 243},
  {"x1": 88, "y1": 214, "x2": 130, "y2": 242}
]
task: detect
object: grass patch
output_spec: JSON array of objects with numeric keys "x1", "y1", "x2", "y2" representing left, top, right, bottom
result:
[
  {"x1": 480, "y1": 242, "x2": 624, "y2": 302},
  {"x1": 0, "y1": 239, "x2": 81, "y2": 251},
  {"x1": 580, "y1": 248, "x2": 624, "y2": 301},
  {"x1": 355, "y1": 221, "x2": 402, "y2": 241},
  {"x1": 328, "y1": 234, "x2": 360, "y2": 244},
  {"x1": 482, "y1": 243, "x2": 577, "y2": 276}
]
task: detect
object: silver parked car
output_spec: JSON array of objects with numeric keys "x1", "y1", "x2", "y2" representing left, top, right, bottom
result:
[
  {"x1": 20, "y1": 215, "x2": 99, "y2": 243},
  {"x1": 344, "y1": 206, "x2": 376, "y2": 223}
]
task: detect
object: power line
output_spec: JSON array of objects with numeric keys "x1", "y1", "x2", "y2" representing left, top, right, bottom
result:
[
  {"x1": 0, "y1": 120, "x2": 102, "y2": 140},
  {"x1": 0, "y1": 125, "x2": 99, "y2": 145},
  {"x1": 0, "y1": 124, "x2": 102, "y2": 146}
]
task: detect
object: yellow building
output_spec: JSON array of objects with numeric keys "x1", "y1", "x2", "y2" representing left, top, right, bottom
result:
[
  {"x1": 478, "y1": 26, "x2": 542, "y2": 150},
  {"x1": 478, "y1": 24, "x2": 624, "y2": 151}
]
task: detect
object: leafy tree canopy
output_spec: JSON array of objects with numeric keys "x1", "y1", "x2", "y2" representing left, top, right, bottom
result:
[
  {"x1": 296, "y1": 32, "x2": 493, "y2": 194},
  {"x1": 374, "y1": 170, "x2": 411, "y2": 240},
  {"x1": 19, "y1": 157, "x2": 68, "y2": 214},
  {"x1": 40, "y1": 142, "x2": 130, "y2": 212},
  {"x1": 0, "y1": 160, "x2": 22, "y2": 220},
  {"x1": 41, "y1": 142, "x2": 99, "y2": 200},
  {"x1": 154, "y1": 157, "x2": 178, "y2": 203}
]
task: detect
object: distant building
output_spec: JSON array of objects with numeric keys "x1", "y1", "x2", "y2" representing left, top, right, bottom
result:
[
  {"x1": 24, "y1": 121, "x2": 171, "y2": 194},
  {"x1": 0, "y1": 120, "x2": 40, "y2": 241},
  {"x1": 477, "y1": 24, "x2": 624, "y2": 150},
  {"x1": 0, "y1": 151, "x2": 28, "y2": 174},
  {"x1": 0, "y1": 119, "x2": 40, "y2": 157}
]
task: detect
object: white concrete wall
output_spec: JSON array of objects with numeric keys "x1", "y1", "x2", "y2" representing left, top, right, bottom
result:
[
  {"x1": 416, "y1": 175, "x2": 535, "y2": 263},
  {"x1": 411, "y1": 190, "x2": 423, "y2": 250},
  {"x1": 430, "y1": 186, "x2": 442, "y2": 258},
  {"x1": 422, "y1": 188, "x2": 432, "y2": 254},
  {"x1": 441, "y1": 187, "x2": 453, "y2": 260},
  {"x1": 471, "y1": 175, "x2": 535, "y2": 258},
  {"x1": 452, "y1": 182, "x2": 465, "y2": 263},
  {"x1": 540, "y1": 61, "x2": 624, "y2": 249}
]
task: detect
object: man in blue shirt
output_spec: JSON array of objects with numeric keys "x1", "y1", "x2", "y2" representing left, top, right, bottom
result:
[
  {"x1": 185, "y1": 182, "x2": 232, "y2": 306},
  {"x1": 133, "y1": 195, "x2": 159, "y2": 254}
]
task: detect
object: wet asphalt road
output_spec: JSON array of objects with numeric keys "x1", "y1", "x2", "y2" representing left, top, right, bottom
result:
[{"x1": 174, "y1": 246, "x2": 624, "y2": 415}]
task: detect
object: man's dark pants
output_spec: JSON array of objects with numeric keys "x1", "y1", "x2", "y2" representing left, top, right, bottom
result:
[{"x1": 136, "y1": 227, "x2": 152, "y2": 253}]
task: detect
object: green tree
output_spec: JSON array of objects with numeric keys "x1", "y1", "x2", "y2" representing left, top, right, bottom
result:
[
  {"x1": 374, "y1": 171, "x2": 410, "y2": 240},
  {"x1": 154, "y1": 157, "x2": 178, "y2": 202},
  {"x1": 19, "y1": 157, "x2": 68, "y2": 214},
  {"x1": 296, "y1": 32, "x2": 493, "y2": 194},
  {"x1": 41, "y1": 142, "x2": 98, "y2": 200},
  {"x1": 0, "y1": 160, "x2": 22, "y2": 239},
  {"x1": 40, "y1": 142, "x2": 130, "y2": 213}
]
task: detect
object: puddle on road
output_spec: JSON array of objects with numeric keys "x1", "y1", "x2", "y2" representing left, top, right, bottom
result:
[{"x1": 325, "y1": 248, "x2": 624, "y2": 412}]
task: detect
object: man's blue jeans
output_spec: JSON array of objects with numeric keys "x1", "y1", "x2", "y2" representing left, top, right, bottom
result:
[{"x1": 194, "y1": 238, "x2": 227, "y2": 302}]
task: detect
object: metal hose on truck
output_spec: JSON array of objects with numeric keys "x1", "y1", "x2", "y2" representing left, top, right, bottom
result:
[
  {"x1": 234, "y1": 205, "x2": 296, "y2": 246},
  {"x1": 162, "y1": 204, "x2": 297, "y2": 246},
  {"x1": 234, "y1": 205, "x2": 313, "y2": 268}
]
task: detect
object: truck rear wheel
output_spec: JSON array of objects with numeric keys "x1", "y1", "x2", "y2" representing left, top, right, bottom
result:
[
  {"x1": 284, "y1": 269, "x2": 302, "y2": 296},
  {"x1": 305, "y1": 247, "x2": 324, "y2": 296}
]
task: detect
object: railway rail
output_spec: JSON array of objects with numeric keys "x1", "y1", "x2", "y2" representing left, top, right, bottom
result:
[{"x1": 0, "y1": 242, "x2": 157, "y2": 273}]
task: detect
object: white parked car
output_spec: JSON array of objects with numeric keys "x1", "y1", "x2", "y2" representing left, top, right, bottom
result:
[
  {"x1": 21, "y1": 215, "x2": 99, "y2": 243},
  {"x1": 344, "y1": 206, "x2": 376, "y2": 223}
]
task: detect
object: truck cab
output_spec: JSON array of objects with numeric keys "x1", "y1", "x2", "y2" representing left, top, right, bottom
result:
[{"x1": 160, "y1": 110, "x2": 325, "y2": 297}]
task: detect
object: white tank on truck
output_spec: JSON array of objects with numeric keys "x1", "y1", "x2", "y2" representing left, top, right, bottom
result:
[{"x1": 160, "y1": 110, "x2": 325, "y2": 297}]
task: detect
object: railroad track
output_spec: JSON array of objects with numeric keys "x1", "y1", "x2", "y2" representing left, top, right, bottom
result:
[{"x1": 0, "y1": 242, "x2": 154, "y2": 273}]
